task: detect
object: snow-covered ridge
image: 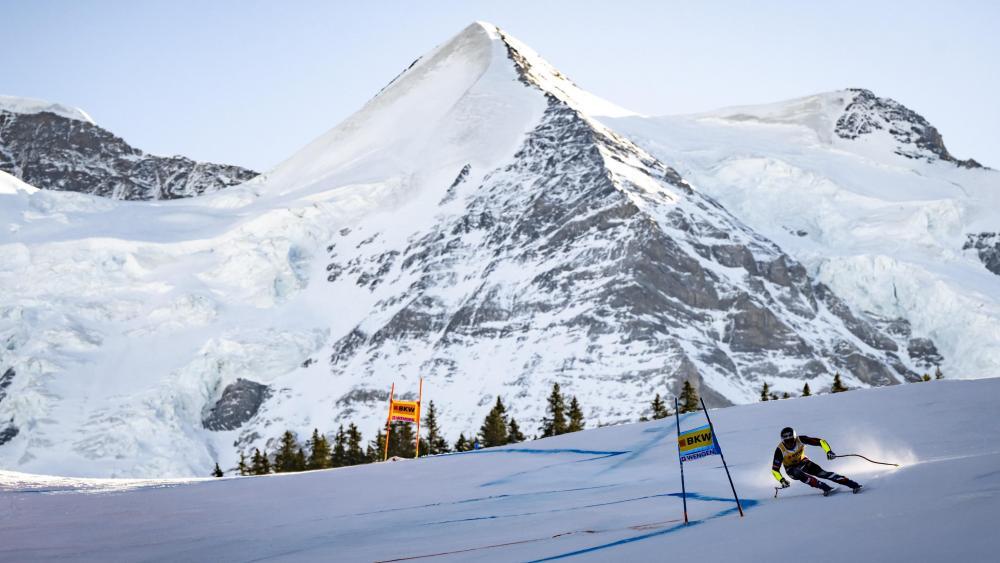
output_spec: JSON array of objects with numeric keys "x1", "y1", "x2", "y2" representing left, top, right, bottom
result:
[
  {"x1": 491, "y1": 24, "x2": 636, "y2": 118},
  {"x1": 0, "y1": 97, "x2": 257, "y2": 200},
  {"x1": 693, "y1": 88, "x2": 983, "y2": 168},
  {"x1": 0, "y1": 95, "x2": 95, "y2": 124},
  {"x1": 605, "y1": 92, "x2": 1000, "y2": 381}
]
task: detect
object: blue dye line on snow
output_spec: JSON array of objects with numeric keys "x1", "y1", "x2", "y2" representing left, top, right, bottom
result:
[
  {"x1": 423, "y1": 490, "x2": 754, "y2": 527},
  {"x1": 422, "y1": 492, "x2": 677, "y2": 526},
  {"x1": 442, "y1": 447, "x2": 629, "y2": 457},
  {"x1": 345, "y1": 483, "x2": 621, "y2": 518},
  {"x1": 603, "y1": 412, "x2": 695, "y2": 472},
  {"x1": 480, "y1": 453, "x2": 627, "y2": 487},
  {"x1": 525, "y1": 493, "x2": 760, "y2": 562}
]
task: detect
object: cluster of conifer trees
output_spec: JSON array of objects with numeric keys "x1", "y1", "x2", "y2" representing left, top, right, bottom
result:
[
  {"x1": 758, "y1": 367, "x2": 944, "y2": 403},
  {"x1": 224, "y1": 383, "x2": 597, "y2": 476},
  {"x1": 217, "y1": 369, "x2": 937, "y2": 477}
]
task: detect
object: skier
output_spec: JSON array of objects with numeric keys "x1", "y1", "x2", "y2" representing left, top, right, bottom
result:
[{"x1": 772, "y1": 427, "x2": 862, "y2": 495}]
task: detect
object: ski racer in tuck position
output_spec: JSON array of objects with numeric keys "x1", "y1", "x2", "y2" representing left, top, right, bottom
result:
[{"x1": 772, "y1": 427, "x2": 862, "y2": 495}]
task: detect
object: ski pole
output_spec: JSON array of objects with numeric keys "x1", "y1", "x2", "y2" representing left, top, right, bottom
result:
[
  {"x1": 773, "y1": 487, "x2": 780, "y2": 498},
  {"x1": 832, "y1": 454, "x2": 899, "y2": 467}
]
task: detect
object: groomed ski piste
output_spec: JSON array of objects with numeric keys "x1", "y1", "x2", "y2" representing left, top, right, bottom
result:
[{"x1": 2, "y1": 378, "x2": 997, "y2": 561}]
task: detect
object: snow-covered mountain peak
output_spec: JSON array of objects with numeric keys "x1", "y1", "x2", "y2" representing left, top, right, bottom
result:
[
  {"x1": 492, "y1": 26, "x2": 636, "y2": 118},
  {"x1": 692, "y1": 88, "x2": 982, "y2": 168},
  {"x1": 258, "y1": 22, "x2": 634, "y2": 206},
  {"x1": 833, "y1": 88, "x2": 982, "y2": 168},
  {"x1": 257, "y1": 21, "x2": 536, "y2": 202},
  {"x1": 0, "y1": 95, "x2": 95, "y2": 125}
]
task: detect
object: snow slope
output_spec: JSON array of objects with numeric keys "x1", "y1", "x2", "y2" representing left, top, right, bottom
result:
[
  {"x1": 1, "y1": 379, "x2": 996, "y2": 561},
  {"x1": 605, "y1": 91, "x2": 1000, "y2": 379}
]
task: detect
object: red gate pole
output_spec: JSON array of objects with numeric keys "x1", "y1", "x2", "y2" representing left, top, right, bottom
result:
[
  {"x1": 414, "y1": 378, "x2": 423, "y2": 458},
  {"x1": 383, "y1": 383, "x2": 395, "y2": 461}
]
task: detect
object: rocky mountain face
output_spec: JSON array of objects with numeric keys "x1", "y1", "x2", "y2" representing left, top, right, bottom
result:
[
  {"x1": 836, "y1": 88, "x2": 982, "y2": 168},
  {"x1": 0, "y1": 104, "x2": 257, "y2": 200},
  {"x1": 964, "y1": 233, "x2": 1000, "y2": 276},
  {"x1": 298, "y1": 25, "x2": 927, "y2": 432}
]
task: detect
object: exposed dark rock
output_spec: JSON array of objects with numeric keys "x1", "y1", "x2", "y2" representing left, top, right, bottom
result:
[
  {"x1": 202, "y1": 379, "x2": 271, "y2": 431},
  {"x1": 815, "y1": 284, "x2": 897, "y2": 352},
  {"x1": 908, "y1": 338, "x2": 944, "y2": 369},
  {"x1": 0, "y1": 422, "x2": 18, "y2": 446},
  {"x1": 724, "y1": 296, "x2": 810, "y2": 355},
  {"x1": 336, "y1": 388, "x2": 391, "y2": 406},
  {"x1": 0, "y1": 367, "x2": 14, "y2": 403},
  {"x1": 836, "y1": 89, "x2": 982, "y2": 168},
  {"x1": 877, "y1": 317, "x2": 913, "y2": 339},
  {"x1": 440, "y1": 163, "x2": 472, "y2": 205},
  {"x1": 964, "y1": 233, "x2": 1000, "y2": 276},
  {"x1": 0, "y1": 109, "x2": 257, "y2": 199}
]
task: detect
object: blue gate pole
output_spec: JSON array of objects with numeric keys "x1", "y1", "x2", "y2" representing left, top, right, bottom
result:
[
  {"x1": 700, "y1": 397, "x2": 743, "y2": 517},
  {"x1": 675, "y1": 397, "x2": 688, "y2": 525}
]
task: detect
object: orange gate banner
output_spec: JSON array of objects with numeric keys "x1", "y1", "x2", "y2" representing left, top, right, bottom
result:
[{"x1": 389, "y1": 400, "x2": 420, "y2": 423}]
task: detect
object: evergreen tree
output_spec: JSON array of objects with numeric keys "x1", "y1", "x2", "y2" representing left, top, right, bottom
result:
[
  {"x1": 307, "y1": 429, "x2": 332, "y2": 470},
  {"x1": 274, "y1": 430, "x2": 303, "y2": 473},
  {"x1": 507, "y1": 417, "x2": 526, "y2": 443},
  {"x1": 393, "y1": 421, "x2": 417, "y2": 458},
  {"x1": 540, "y1": 383, "x2": 567, "y2": 437},
  {"x1": 650, "y1": 393, "x2": 669, "y2": 419},
  {"x1": 679, "y1": 380, "x2": 700, "y2": 413},
  {"x1": 211, "y1": 462, "x2": 224, "y2": 478},
  {"x1": 250, "y1": 448, "x2": 270, "y2": 475},
  {"x1": 330, "y1": 425, "x2": 347, "y2": 468},
  {"x1": 366, "y1": 429, "x2": 385, "y2": 463},
  {"x1": 831, "y1": 373, "x2": 848, "y2": 393},
  {"x1": 935, "y1": 367, "x2": 944, "y2": 380},
  {"x1": 346, "y1": 423, "x2": 365, "y2": 465},
  {"x1": 760, "y1": 382, "x2": 771, "y2": 401},
  {"x1": 479, "y1": 396, "x2": 510, "y2": 447},
  {"x1": 237, "y1": 451, "x2": 249, "y2": 476},
  {"x1": 454, "y1": 432, "x2": 472, "y2": 452},
  {"x1": 567, "y1": 396, "x2": 585, "y2": 432},
  {"x1": 423, "y1": 401, "x2": 450, "y2": 455},
  {"x1": 802, "y1": 383, "x2": 811, "y2": 397},
  {"x1": 922, "y1": 373, "x2": 932, "y2": 382},
  {"x1": 782, "y1": 392, "x2": 790, "y2": 399}
]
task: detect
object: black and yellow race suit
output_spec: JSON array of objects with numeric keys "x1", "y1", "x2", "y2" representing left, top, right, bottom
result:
[{"x1": 772, "y1": 436, "x2": 859, "y2": 491}]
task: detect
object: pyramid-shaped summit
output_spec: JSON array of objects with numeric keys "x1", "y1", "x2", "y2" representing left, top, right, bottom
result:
[{"x1": 244, "y1": 23, "x2": 923, "y2": 439}]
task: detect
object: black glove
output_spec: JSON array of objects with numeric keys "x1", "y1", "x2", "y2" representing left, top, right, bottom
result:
[
  {"x1": 827, "y1": 451, "x2": 836, "y2": 460},
  {"x1": 780, "y1": 478, "x2": 790, "y2": 488}
]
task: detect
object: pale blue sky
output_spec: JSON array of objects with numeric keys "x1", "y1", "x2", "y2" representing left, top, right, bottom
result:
[{"x1": 5, "y1": 0, "x2": 998, "y2": 170}]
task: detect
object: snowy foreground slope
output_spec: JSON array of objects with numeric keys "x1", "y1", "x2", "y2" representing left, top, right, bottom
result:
[{"x1": 2, "y1": 379, "x2": 997, "y2": 562}]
